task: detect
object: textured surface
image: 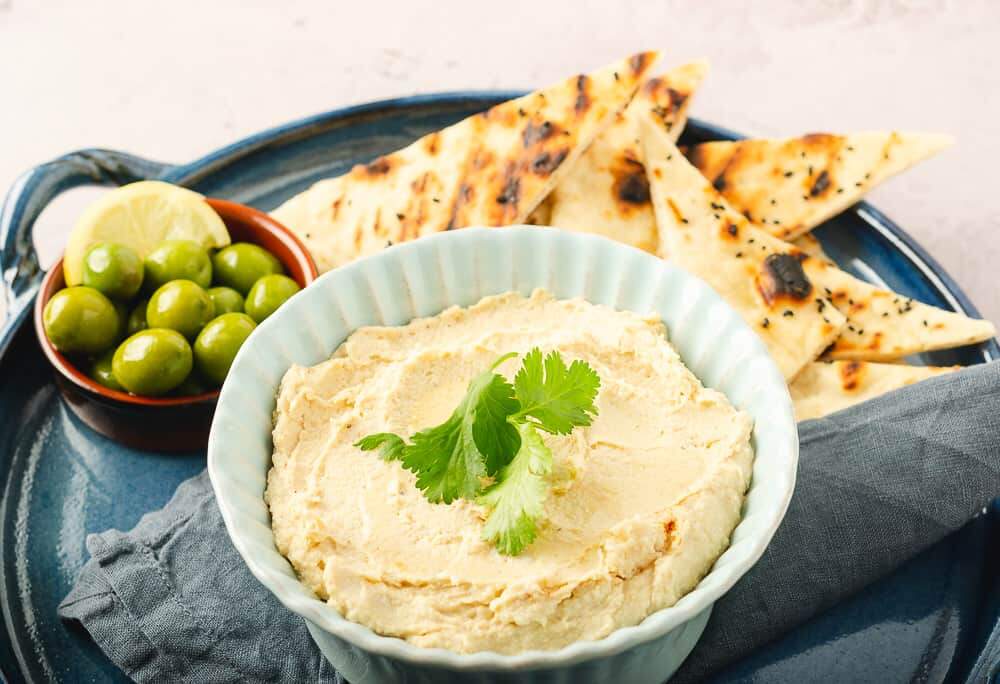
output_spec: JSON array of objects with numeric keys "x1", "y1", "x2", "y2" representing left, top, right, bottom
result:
[
  {"x1": 0, "y1": 97, "x2": 997, "y2": 684},
  {"x1": 1, "y1": 0, "x2": 999, "y2": 328}
]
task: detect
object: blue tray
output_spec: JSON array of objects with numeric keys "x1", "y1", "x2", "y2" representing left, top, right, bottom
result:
[{"x1": 0, "y1": 93, "x2": 997, "y2": 683}]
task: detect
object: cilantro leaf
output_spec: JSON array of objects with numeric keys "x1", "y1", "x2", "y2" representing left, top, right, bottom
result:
[
  {"x1": 399, "y1": 367, "x2": 518, "y2": 503},
  {"x1": 477, "y1": 422, "x2": 552, "y2": 555},
  {"x1": 354, "y1": 348, "x2": 601, "y2": 555},
  {"x1": 472, "y1": 372, "x2": 520, "y2": 474},
  {"x1": 512, "y1": 348, "x2": 600, "y2": 434},
  {"x1": 354, "y1": 433, "x2": 406, "y2": 461}
]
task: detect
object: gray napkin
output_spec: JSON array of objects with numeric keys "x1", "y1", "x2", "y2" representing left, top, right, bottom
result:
[{"x1": 59, "y1": 362, "x2": 1000, "y2": 683}]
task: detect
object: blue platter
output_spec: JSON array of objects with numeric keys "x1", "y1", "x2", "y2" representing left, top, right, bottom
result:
[{"x1": 1, "y1": 93, "x2": 997, "y2": 683}]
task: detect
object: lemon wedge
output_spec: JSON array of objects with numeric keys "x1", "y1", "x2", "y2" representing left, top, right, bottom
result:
[{"x1": 63, "y1": 181, "x2": 231, "y2": 286}]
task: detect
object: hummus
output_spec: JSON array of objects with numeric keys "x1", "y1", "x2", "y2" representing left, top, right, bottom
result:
[{"x1": 266, "y1": 289, "x2": 753, "y2": 654}]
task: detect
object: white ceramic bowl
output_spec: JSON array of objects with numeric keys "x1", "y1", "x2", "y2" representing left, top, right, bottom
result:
[{"x1": 208, "y1": 227, "x2": 798, "y2": 684}]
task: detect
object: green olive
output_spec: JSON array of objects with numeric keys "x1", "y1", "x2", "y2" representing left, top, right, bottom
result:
[
  {"x1": 81, "y1": 242, "x2": 144, "y2": 300},
  {"x1": 113, "y1": 300, "x2": 129, "y2": 341},
  {"x1": 112, "y1": 329, "x2": 192, "y2": 396},
  {"x1": 147, "y1": 280, "x2": 215, "y2": 340},
  {"x1": 89, "y1": 349, "x2": 124, "y2": 391},
  {"x1": 144, "y1": 240, "x2": 212, "y2": 290},
  {"x1": 193, "y1": 312, "x2": 256, "y2": 385},
  {"x1": 127, "y1": 298, "x2": 149, "y2": 336},
  {"x1": 211, "y1": 243, "x2": 283, "y2": 295},
  {"x1": 171, "y1": 370, "x2": 213, "y2": 396},
  {"x1": 244, "y1": 275, "x2": 300, "y2": 323},
  {"x1": 43, "y1": 286, "x2": 120, "y2": 355},
  {"x1": 206, "y1": 286, "x2": 245, "y2": 315}
]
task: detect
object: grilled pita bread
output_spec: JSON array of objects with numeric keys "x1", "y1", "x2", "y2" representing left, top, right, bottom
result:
[
  {"x1": 545, "y1": 60, "x2": 709, "y2": 252},
  {"x1": 685, "y1": 132, "x2": 953, "y2": 240},
  {"x1": 639, "y1": 115, "x2": 845, "y2": 380},
  {"x1": 525, "y1": 197, "x2": 553, "y2": 225},
  {"x1": 272, "y1": 52, "x2": 661, "y2": 272},
  {"x1": 801, "y1": 257, "x2": 997, "y2": 360},
  {"x1": 791, "y1": 360, "x2": 960, "y2": 421},
  {"x1": 792, "y1": 233, "x2": 831, "y2": 261}
]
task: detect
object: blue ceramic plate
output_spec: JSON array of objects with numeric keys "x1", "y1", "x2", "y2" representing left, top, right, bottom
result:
[{"x1": 0, "y1": 93, "x2": 997, "y2": 683}]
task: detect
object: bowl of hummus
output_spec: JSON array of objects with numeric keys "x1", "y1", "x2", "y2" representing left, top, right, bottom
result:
[{"x1": 208, "y1": 227, "x2": 798, "y2": 684}]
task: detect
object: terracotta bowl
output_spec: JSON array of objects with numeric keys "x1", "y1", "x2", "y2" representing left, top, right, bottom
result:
[{"x1": 33, "y1": 198, "x2": 318, "y2": 452}]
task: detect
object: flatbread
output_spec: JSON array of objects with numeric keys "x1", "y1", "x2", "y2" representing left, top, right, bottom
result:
[
  {"x1": 545, "y1": 60, "x2": 709, "y2": 252},
  {"x1": 272, "y1": 52, "x2": 661, "y2": 272},
  {"x1": 525, "y1": 197, "x2": 552, "y2": 225},
  {"x1": 791, "y1": 360, "x2": 959, "y2": 421},
  {"x1": 792, "y1": 233, "x2": 831, "y2": 261},
  {"x1": 801, "y1": 257, "x2": 997, "y2": 360},
  {"x1": 685, "y1": 132, "x2": 953, "y2": 240},
  {"x1": 639, "y1": 115, "x2": 845, "y2": 380}
]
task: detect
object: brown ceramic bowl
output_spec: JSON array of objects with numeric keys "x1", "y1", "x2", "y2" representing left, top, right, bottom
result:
[{"x1": 33, "y1": 198, "x2": 318, "y2": 452}]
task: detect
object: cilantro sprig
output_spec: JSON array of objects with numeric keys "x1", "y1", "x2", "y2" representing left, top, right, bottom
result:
[{"x1": 355, "y1": 348, "x2": 600, "y2": 555}]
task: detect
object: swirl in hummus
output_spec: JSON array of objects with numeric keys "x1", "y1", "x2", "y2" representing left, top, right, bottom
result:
[{"x1": 266, "y1": 289, "x2": 753, "y2": 654}]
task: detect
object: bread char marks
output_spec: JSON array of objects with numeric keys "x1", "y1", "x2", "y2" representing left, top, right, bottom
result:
[
  {"x1": 758, "y1": 252, "x2": 812, "y2": 306},
  {"x1": 640, "y1": 116, "x2": 845, "y2": 380},
  {"x1": 790, "y1": 360, "x2": 961, "y2": 421},
  {"x1": 685, "y1": 131, "x2": 953, "y2": 240},
  {"x1": 445, "y1": 107, "x2": 573, "y2": 229},
  {"x1": 270, "y1": 52, "x2": 662, "y2": 273}
]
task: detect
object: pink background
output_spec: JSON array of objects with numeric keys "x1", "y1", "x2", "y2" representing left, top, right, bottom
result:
[{"x1": 2, "y1": 0, "x2": 996, "y2": 323}]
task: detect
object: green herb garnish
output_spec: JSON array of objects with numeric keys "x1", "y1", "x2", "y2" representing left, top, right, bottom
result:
[{"x1": 355, "y1": 348, "x2": 600, "y2": 555}]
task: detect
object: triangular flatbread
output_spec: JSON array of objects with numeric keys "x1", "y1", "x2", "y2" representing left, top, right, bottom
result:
[
  {"x1": 685, "y1": 132, "x2": 952, "y2": 240},
  {"x1": 273, "y1": 52, "x2": 661, "y2": 272},
  {"x1": 792, "y1": 233, "x2": 831, "y2": 261},
  {"x1": 801, "y1": 257, "x2": 996, "y2": 360},
  {"x1": 791, "y1": 360, "x2": 959, "y2": 421},
  {"x1": 544, "y1": 60, "x2": 709, "y2": 252},
  {"x1": 639, "y1": 116, "x2": 845, "y2": 380}
]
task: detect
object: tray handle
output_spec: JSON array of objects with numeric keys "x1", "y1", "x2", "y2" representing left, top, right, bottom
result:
[{"x1": 0, "y1": 149, "x2": 174, "y2": 358}]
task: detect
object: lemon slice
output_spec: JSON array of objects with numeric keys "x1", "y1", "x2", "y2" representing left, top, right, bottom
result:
[{"x1": 63, "y1": 181, "x2": 231, "y2": 286}]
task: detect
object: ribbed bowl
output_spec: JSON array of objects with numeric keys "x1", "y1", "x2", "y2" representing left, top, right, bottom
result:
[{"x1": 207, "y1": 227, "x2": 798, "y2": 684}]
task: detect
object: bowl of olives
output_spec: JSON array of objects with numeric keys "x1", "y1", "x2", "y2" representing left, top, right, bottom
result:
[{"x1": 33, "y1": 196, "x2": 317, "y2": 451}]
